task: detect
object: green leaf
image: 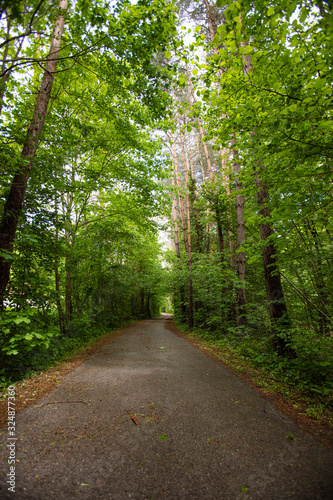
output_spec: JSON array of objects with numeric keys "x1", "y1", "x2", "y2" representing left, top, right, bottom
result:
[
  {"x1": 216, "y1": 0, "x2": 227, "y2": 7},
  {"x1": 300, "y1": 7, "x2": 307, "y2": 23},
  {"x1": 165, "y1": 51, "x2": 171, "y2": 59},
  {"x1": 192, "y1": 68, "x2": 198, "y2": 76},
  {"x1": 158, "y1": 435, "x2": 169, "y2": 440},
  {"x1": 267, "y1": 7, "x2": 274, "y2": 16},
  {"x1": 194, "y1": 26, "x2": 201, "y2": 33},
  {"x1": 217, "y1": 25, "x2": 226, "y2": 33},
  {"x1": 14, "y1": 317, "x2": 31, "y2": 325}
]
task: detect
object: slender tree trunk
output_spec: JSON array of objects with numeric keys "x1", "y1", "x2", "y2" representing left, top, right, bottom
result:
[
  {"x1": 65, "y1": 253, "x2": 72, "y2": 327},
  {"x1": 175, "y1": 107, "x2": 194, "y2": 327},
  {"x1": 62, "y1": 185, "x2": 74, "y2": 329},
  {"x1": 169, "y1": 131, "x2": 189, "y2": 254},
  {"x1": 204, "y1": 0, "x2": 240, "y2": 319},
  {"x1": 304, "y1": 217, "x2": 329, "y2": 335},
  {"x1": 194, "y1": 131, "x2": 206, "y2": 182},
  {"x1": 186, "y1": 130, "x2": 203, "y2": 253},
  {"x1": 232, "y1": 141, "x2": 247, "y2": 326},
  {"x1": 242, "y1": 41, "x2": 293, "y2": 353},
  {"x1": 185, "y1": 62, "x2": 214, "y2": 181},
  {"x1": 171, "y1": 153, "x2": 187, "y2": 323},
  {"x1": 146, "y1": 292, "x2": 151, "y2": 318},
  {"x1": 55, "y1": 194, "x2": 65, "y2": 333},
  {"x1": 172, "y1": 177, "x2": 181, "y2": 261},
  {"x1": 0, "y1": 0, "x2": 68, "y2": 301},
  {"x1": 255, "y1": 172, "x2": 293, "y2": 355},
  {"x1": 140, "y1": 288, "x2": 145, "y2": 317}
]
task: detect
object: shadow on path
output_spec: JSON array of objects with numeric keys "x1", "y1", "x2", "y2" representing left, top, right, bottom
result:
[{"x1": 0, "y1": 318, "x2": 332, "y2": 499}]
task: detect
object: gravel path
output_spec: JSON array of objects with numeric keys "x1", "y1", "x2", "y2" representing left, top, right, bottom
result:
[{"x1": 0, "y1": 317, "x2": 332, "y2": 499}]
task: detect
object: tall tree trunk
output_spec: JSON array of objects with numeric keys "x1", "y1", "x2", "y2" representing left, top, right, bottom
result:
[
  {"x1": 169, "y1": 131, "x2": 189, "y2": 254},
  {"x1": 242, "y1": 40, "x2": 293, "y2": 354},
  {"x1": 255, "y1": 171, "x2": 293, "y2": 355},
  {"x1": 55, "y1": 194, "x2": 65, "y2": 334},
  {"x1": 175, "y1": 107, "x2": 194, "y2": 327},
  {"x1": 194, "y1": 131, "x2": 206, "y2": 182},
  {"x1": 204, "y1": 0, "x2": 240, "y2": 318},
  {"x1": 220, "y1": 147, "x2": 236, "y2": 270},
  {"x1": 171, "y1": 151, "x2": 187, "y2": 323},
  {"x1": 0, "y1": 0, "x2": 68, "y2": 301},
  {"x1": 304, "y1": 217, "x2": 329, "y2": 335},
  {"x1": 65, "y1": 253, "x2": 72, "y2": 327},
  {"x1": 62, "y1": 185, "x2": 74, "y2": 330},
  {"x1": 185, "y1": 129, "x2": 204, "y2": 253},
  {"x1": 172, "y1": 177, "x2": 181, "y2": 261},
  {"x1": 185, "y1": 62, "x2": 214, "y2": 181},
  {"x1": 146, "y1": 292, "x2": 151, "y2": 318},
  {"x1": 232, "y1": 141, "x2": 247, "y2": 326}
]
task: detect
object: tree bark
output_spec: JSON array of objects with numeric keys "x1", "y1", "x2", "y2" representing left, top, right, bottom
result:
[
  {"x1": 55, "y1": 194, "x2": 65, "y2": 333},
  {"x1": 175, "y1": 109, "x2": 194, "y2": 328},
  {"x1": 172, "y1": 177, "x2": 181, "y2": 260},
  {"x1": 242, "y1": 40, "x2": 293, "y2": 354},
  {"x1": 170, "y1": 149, "x2": 187, "y2": 323},
  {"x1": 0, "y1": 0, "x2": 68, "y2": 301},
  {"x1": 185, "y1": 62, "x2": 214, "y2": 181},
  {"x1": 169, "y1": 131, "x2": 189, "y2": 254},
  {"x1": 231, "y1": 141, "x2": 247, "y2": 326},
  {"x1": 255, "y1": 172, "x2": 293, "y2": 355}
]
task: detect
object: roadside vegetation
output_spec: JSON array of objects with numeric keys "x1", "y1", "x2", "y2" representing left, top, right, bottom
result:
[
  {"x1": 0, "y1": 0, "x2": 176, "y2": 386},
  {"x1": 0, "y1": 0, "x2": 332, "y2": 425},
  {"x1": 165, "y1": 0, "x2": 333, "y2": 424}
]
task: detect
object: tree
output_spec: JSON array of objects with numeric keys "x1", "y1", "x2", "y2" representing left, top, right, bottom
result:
[{"x1": 0, "y1": 0, "x2": 68, "y2": 301}]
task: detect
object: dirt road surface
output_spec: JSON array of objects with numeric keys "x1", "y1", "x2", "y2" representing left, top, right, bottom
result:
[{"x1": 0, "y1": 316, "x2": 332, "y2": 499}]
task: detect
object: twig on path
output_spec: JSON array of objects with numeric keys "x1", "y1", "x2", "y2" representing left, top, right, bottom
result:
[
  {"x1": 34, "y1": 400, "x2": 88, "y2": 408},
  {"x1": 125, "y1": 409, "x2": 139, "y2": 425}
]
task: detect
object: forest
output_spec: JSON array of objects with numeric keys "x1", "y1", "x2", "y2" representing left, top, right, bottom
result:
[{"x1": 0, "y1": 0, "x2": 332, "y2": 419}]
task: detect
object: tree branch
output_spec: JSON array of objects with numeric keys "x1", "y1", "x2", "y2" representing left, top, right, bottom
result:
[
  {"x1": 280, "y1": 271, "x2": 330, "y2": 319},
  {"x1": 277, "y1": 129, "x2": 333, "y2": 151}
]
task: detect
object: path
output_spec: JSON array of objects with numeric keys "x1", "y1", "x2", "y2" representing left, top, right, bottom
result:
[{"x1": 0, "y1": 317, "x2": 332, "y2": 499}]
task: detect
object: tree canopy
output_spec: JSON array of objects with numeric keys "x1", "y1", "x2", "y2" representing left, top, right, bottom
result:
[{"x1": 0, "y1": 0, "x2": 332, "y2": 407}]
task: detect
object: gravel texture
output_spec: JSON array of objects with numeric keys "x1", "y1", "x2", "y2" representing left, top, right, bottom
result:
[{"x1": 0, "y1": 316, "x2": 332, "y2": 499}]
